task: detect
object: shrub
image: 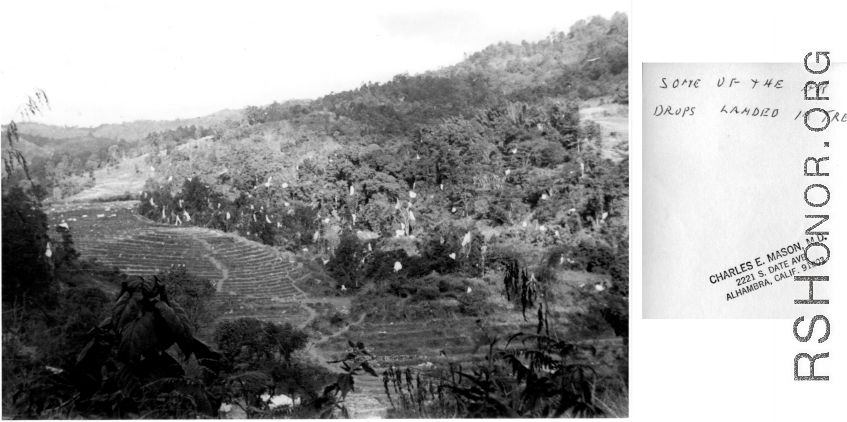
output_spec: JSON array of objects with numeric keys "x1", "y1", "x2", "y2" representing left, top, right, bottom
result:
[
  {"x1": 412, "y1": 284, "x2": 440, "y2": 302},
  {"x1": 436, "y1": 275, "x2": 466, "y2": 294},
  {"x1": 328, "y1": 312, "x2": 346, "y2": 326},
  {"x1": 326, "y1": 229, "x2": 365, "y2": 289},
  {"x1": 2, "y1": 187, "x2": 55, "y2": 306},
  {"x1": 364, "y1": 248, "x2": 410, "y2": 286},
  {"x1": 214, "y1": 317, "x2": 308, "y2": 369},
  {"x1": 458, "y1": 289, "x2": 491, "y2": 316},
  {"x1": 155, "y1": 266, "x2": 218, "y2": 332},
  {"x1": 276, "y1": 204, "x2": 320, "y2": 250},
  {"x1": 58, "y1": 287, "x2": 110, "y2": 358}
]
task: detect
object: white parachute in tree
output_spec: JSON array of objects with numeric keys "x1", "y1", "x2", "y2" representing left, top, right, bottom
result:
[
  {"x1": 266, "y1": 215, "x2": 272, "y2": 224},
  {"x1": 461, "y1": 231, "x2": 471, "y2": 247},
  {"x1": 250, "y1": 204, "x2": 254, "y2": 210},
  {"x1": 409, "y1": 191, "x2": 417, "y2": 199},
  {"x1": 555, "y1": 230, "x2": 561, "y2": 237},
  {"x1": 226, "y1": 212, "x2": 231, "y2": 220},
  {"x1": 594, "y1": 284, "x2": 606, "y2": 292},
  {"x1": 323, "y1": 218, "x2": 330, "y2": 223},
  {"x1": 511, "y1": 147, "x2": 517, "y2": 154},
  {"x1": 409, "y1": 210, "x2": 415, "y2": 221},
  {"x1": 350, "y1": 185, "x2": 354, "y2": 196},
  {"x1": 45, "y1": 366, "x2": 63, "y2": 375},
  {"x1": 467, "y1": 286, "x2": 472, "y2": 294},
  {"x1": 45, "y1": 242, "x2": 52, "y2": 258},
  {"x1": 284, "y1": 202, "x2": 289, "y2": 207},
  {"x1": 449, "y1": 253, "x2": 456, "y2": 260},
  {"x1": 541, "y1": 194, "x2": 549, "y2": 200},
  {"x1": 539, "y1": 225, "x2": 546, "y2": 232},
  {"x1": 440, "y1": 184, "x2": 443, "y2": 190},
  {"x1": 352, "y1": 214, "x2": 357, "y2": 223},
  {"x1": 451, "y1": 207, "x2": 456, "y2": 213},
  {"x1": 58, "y1": 222, "x2": 69, "y2": 230},
  {"x1": 277, "y1": 222, "x2": 281, "y2": 228},
  {"x1": 393, "y1": 261, "x2": 402, "y2": 272},
  {"x1": 522, "y1": 221, "x2": 527, "y2": 228},
  {"x1": 505, "y1": 169, "x2": 511, "y2": 175},
  {"x1": 602, "y1": 211, "x2": 609, "y2": 221},
  {"x1": 416, "y1": 154, "x2": 420, "y2": 160},
  {"x1": 282, "y1": 182, "x2": 289, "y2": 188}
]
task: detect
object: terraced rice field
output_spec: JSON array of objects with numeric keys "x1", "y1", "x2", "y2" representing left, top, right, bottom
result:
[
  {"x1": 315, "y1": 314, "x2": 625, "y2": 417},
  {"x1": 46, "y1": 200, "x2": 311, "y2": 327}
]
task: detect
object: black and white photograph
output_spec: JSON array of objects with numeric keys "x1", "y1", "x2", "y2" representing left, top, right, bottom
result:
[{"x1": 2, "y1": 1, "x2": 629, "y2": 418}]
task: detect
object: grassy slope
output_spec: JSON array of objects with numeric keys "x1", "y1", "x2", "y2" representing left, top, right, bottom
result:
[
  {"x1": 62, "y1": 137, "x2": 216, "y2": 202},
  {"x1": 579, "y1": 98, "x2": 629, "y2": 161},
  {"x1": 61, "y1": 154, "x2": 151, "y2": 202}
]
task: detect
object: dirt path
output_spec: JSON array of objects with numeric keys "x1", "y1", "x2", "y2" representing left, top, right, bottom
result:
[{"x1": 192, "y1": 233, "x2": 230, "y2": 292}]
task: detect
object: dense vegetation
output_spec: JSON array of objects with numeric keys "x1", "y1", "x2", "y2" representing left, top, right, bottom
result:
[{"x1": 3, "y1": 12, "x2": 628, "y2": 418}]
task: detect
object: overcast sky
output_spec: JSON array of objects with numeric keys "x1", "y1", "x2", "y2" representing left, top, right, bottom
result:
[{"x1": 1, "y1": 0, "x2": 627, "y2": 128}]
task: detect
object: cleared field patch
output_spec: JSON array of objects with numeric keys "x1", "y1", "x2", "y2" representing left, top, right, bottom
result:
[{"x1": 579, "y1": 99, "x2": 628, "y2": 161}]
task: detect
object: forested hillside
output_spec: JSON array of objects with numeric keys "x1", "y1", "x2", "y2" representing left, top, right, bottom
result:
[
  {"x1": 3, "y1": 12, "x2": 628, "y2": 419},
  {"x1": 140, "y1": 12, "x2": 628, "y2": 263}
]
